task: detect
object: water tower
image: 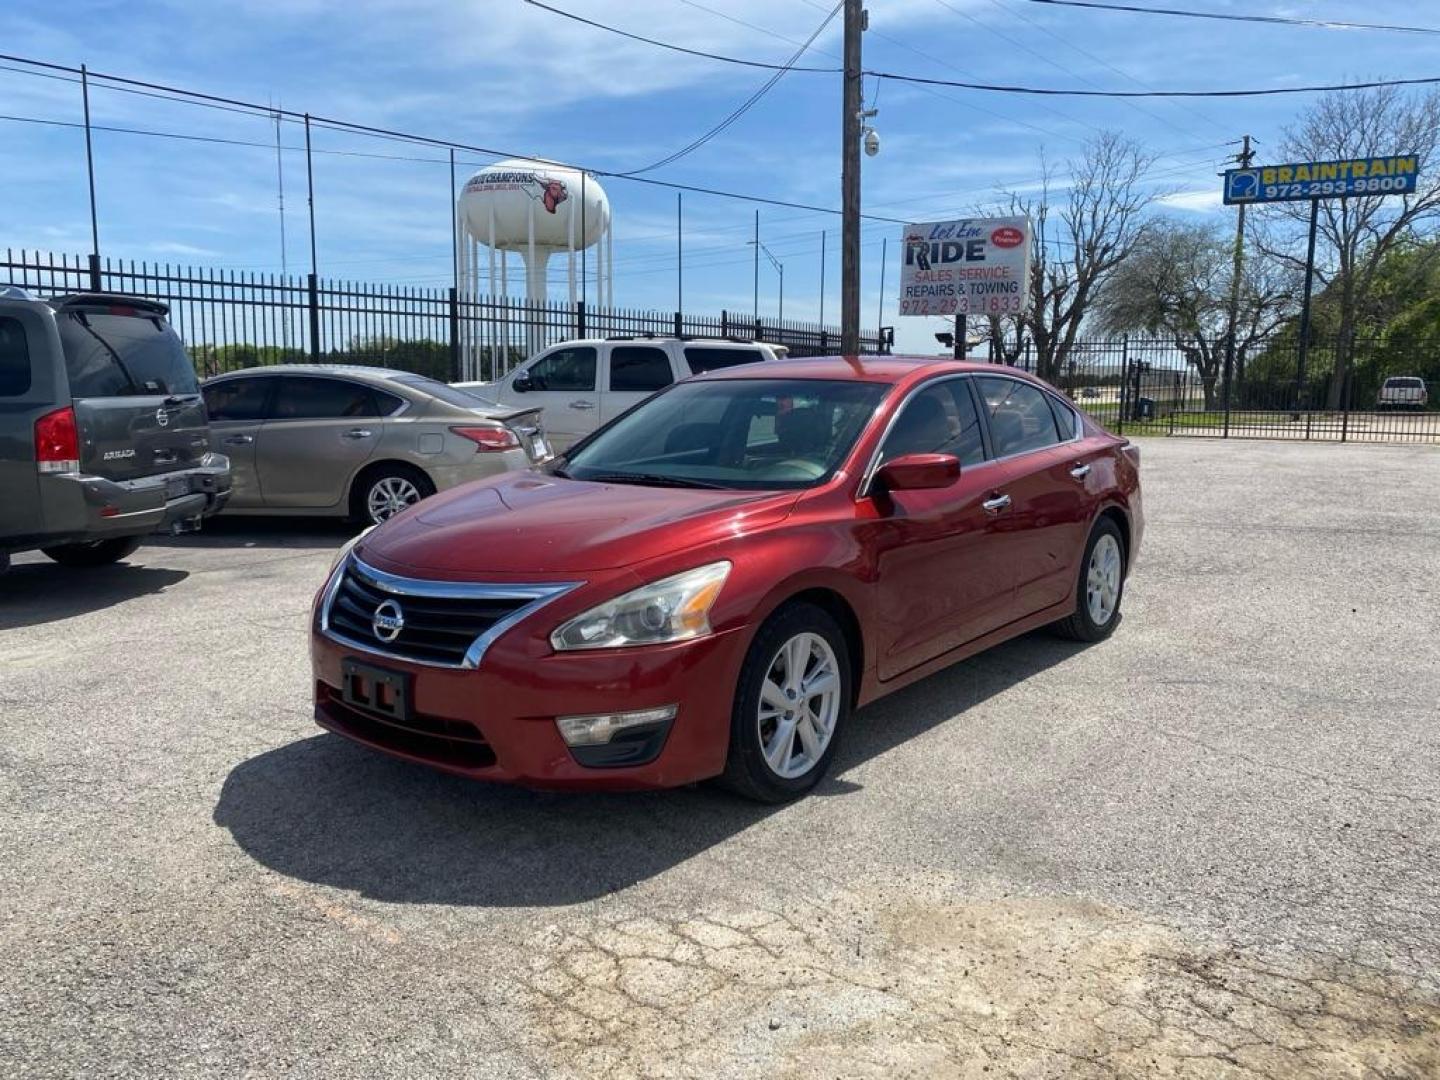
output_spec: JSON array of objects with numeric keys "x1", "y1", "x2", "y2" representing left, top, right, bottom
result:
[{"x1": 456, "y1": 158, "x2": 612, "y2": 372}]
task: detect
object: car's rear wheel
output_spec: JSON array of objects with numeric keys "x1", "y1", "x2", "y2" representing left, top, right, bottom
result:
[
  {"x1": 40, "y1": 535, "x2": 144, "y2": 568},
  {"x1": 719, "y1": 603, "x2": 852, "y2": 803},
  {"x1": 1053, "y1": 517, "x2": 1126, "y2": 642},
  {"x1": 351, "y1": 464, "x2": 435, "y2": 526}
]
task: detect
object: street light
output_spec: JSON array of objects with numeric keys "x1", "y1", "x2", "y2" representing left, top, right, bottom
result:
[{"x1": 750, "y1": 239, "x2": 785, "y2": 324}]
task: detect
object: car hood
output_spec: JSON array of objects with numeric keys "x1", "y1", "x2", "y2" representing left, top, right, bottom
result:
[{"x1": 358, "y1": 471, "x2": 802, "y2": 576}]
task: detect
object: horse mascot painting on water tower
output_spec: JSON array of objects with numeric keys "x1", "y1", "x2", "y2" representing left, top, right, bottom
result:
[{"x1": 456, "y1": 158, "x2": 612, "y2": 379}]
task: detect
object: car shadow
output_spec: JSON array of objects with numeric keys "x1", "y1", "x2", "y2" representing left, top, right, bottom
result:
[
  {"x1": 214, "y1": 631, "x2": 1094, "y2": 908},
  {"x1": 147, "y1": 516, "x2": 360, "y2": 551},
  {"x1": 0, "y1": 560, "x2": 189, "y2": 631}
]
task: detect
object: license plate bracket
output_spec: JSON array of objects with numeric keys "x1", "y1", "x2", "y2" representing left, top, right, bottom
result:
[
  {"x1": 341, "y1": 658, "x2": 412, "y2": 722},
  {"x1": 166, "y1": 476, "x2": 190, "y2": 499}
]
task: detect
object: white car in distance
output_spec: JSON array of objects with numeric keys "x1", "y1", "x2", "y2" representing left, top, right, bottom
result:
[{"x1": 455, "y1": 337, "x2": 784, "y2": 450}]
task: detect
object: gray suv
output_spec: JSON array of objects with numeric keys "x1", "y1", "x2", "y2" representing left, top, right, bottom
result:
[{"x1": 0, "y1": 290, "x2": 231, "y2": 573}]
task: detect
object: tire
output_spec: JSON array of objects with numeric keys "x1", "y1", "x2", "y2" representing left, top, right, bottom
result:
[
  {"x1": 40, "y1": 535, "x2": 144, "y2": 568},
  {"x1": 1053, "y1": 517, "x2": 1126, "y2": 642},
  {"x1": 718, "y1": 602, "x2": 852, "y2": 803},
  {"x1": 350, "y1": 464, "x2": 436, "y2": 526}
]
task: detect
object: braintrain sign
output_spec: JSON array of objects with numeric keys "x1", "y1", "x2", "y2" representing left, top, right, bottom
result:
[
  {"x1": 898, "y1": 216, "x2": 1032, "y2": 318},
  {"x1": 1223, "y1": 155, "x2": 1419, "y2": 205}
]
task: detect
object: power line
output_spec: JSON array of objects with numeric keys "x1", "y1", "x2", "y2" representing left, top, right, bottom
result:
[
  {"x1": 620, "y1": 1, "x2": 841, "y2": 175},
  {"x1": 1017, "y1": 0, "x2": 1440, "y2": 36},
  {"x1": 867, "y1": 69, "x2": 1440, "y2": 98},
  {"x1": 520, "y1": 0, "x2": 839, "y2": 71}
]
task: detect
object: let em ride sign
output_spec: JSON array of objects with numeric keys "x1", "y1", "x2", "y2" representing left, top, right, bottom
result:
[
  {"x1": 1223, "y1": 155, "x2": 1419, "y2": 205},
  {"x1": 899, "y1": 216, "x2": 1032, "y2": 318}
]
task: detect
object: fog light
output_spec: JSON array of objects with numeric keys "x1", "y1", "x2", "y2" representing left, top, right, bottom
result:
[{"x1": 555, "y1": 705, "x2": 677, "y2": 747}]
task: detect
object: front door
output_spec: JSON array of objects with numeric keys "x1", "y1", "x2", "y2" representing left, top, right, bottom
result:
[
  {"x1": 508, "y1": 345, "x2": 598, "y2": 450},
  {"x1": 867, "y1": 378, "x2": 1013, "y2": 681},
  {"x1": 254, "y1": 376, "x2": 382, "y2": 509}
]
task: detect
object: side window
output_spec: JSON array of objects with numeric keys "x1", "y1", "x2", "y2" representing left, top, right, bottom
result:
[
  {"x1": 526, "y1": 346, "x2": 596, "y2": 391},
  {"x1": 203, "y1": 377, "x2": 272, "y2": 421},
  {"x1": 976, "y1": 376, "x2": 1060, "y2": 458},
  {"x1": 684, "y1": 347, "x2": 766, "y2": 374},
  {"x1": 880, "y1": 380, "x2": 986, "y2": 466},
  {"x1": 1048, "y1": 396, "x2": 1078, "y2": 441},
  {"x1": 272, "y1": 377, "x2": 380, "y2": 420},
  {"x1": 610, "y1": 347, "x2": 673, "y2": 393},
  {"x1": 373, "y1": 389, "x2": 405, "y2": 416},
  {"x1": 0, "y1": 316, "x2": 31, "y2": 397}
]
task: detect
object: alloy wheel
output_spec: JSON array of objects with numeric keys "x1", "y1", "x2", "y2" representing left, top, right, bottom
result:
[
  {"x1": 757, "y1": 631, "x2": 842, "y2": 780},
  {"x1": 367, "y1": 476, "x2": 422, "y2": 523},
  {"x1": 1086, "y1": 533, "x2": 1122, "y2": 626}
]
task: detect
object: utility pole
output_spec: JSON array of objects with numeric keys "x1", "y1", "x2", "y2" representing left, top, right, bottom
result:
[
  {"x1": 677, "y1": 192, "x2": 683, "y2": 314},
  {"x1": 1223, "y1": 134, "x2": 1254, "y2": 433},
  {"x1": 819, "y1": 231, "x2": 826, "y2": 328},
  {"x1": 80, "y1": 64, "x2": 101, "y2": 290},
  {"x1": 753, "y1": 209, "x2": 760, "y2": 323},
  {"x1": 840, "y1": 0, "x2": 864, "y2": 354}
]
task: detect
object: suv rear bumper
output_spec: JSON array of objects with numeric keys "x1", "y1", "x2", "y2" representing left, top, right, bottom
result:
[{"x1": 36, "y1": 453, "x2": 232, "y2": 544}]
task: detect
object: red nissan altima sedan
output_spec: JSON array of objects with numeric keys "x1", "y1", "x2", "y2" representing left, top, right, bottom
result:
[{"x1": 310, "y1": 357, "x2": 1142, "y2": 802}]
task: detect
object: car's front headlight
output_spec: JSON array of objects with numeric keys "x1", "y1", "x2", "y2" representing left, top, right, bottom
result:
[{"x1": 551, "y1": 561, "x2": 731, "y2": 651}]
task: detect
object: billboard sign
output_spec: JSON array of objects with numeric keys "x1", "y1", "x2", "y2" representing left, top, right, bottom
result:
[
  {"x1": 898, "y1": 216, "x2": 1032, "y2": 318},
  {"x1": 1223, "y1": 155, "x2": 1419, "y2": 205}
]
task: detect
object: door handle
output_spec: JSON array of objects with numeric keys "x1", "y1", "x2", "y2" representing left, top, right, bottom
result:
[
  {"x1": 570, "y1": 400, "x2": 596, "y2": 410},
  {"x1": 343, "y1": 428, "x2": 374, "y2": 439},
  {"x1": 1069, "y1": 463, "x2": 1091, "y2": 480},
  {"x1": 982, "y1": 494, "x2": 1012, "y2": 514},
  {"x1": 222, "y1": 434, "x2": 254, "y2": 446}
]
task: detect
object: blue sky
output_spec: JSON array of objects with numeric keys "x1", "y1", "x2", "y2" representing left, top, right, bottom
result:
[{"x1": 1, "y1": 0, "x2": 1435, "y2": 353}]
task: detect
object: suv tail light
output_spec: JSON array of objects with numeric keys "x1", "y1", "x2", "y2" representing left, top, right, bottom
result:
[
  {"x1": 35, "y1": 405, "x2": 80, "y2": 474},
  {"x1": 451, "y1": 425, "x2": 520, "y2": 452}
]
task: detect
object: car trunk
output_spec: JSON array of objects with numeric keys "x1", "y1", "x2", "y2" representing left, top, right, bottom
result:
[
  {"x1": 54, "y1": 300, "x2": 208, "y2": 483},
  {"x1": 492, "y1": 405, "x2": 550, "y2": 462}
]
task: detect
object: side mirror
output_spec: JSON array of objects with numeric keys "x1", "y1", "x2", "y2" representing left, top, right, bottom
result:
[
  {"x1": 512, "y1": 371, "x2": 533, "y2": 393},
  {"x1": 874, "y1": 452, "x2": 960, "y2": 492}
]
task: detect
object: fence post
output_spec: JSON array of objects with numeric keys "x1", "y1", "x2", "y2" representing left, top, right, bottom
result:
[
  {"x1": 721, "y1": 310, "x2": 729, "y2": 339},
  {"x1": 674, "y1": 311, "x2": 682, "y2": 338},
  {"x1": 1115, "y1": 335, "x2": 1128, "y2": 436},
  {"x1": 1340, "y1": 366, "x2": 1351, "y2": 443},
  {"x1": 755, "y1": 317, "x2": 762, "y2": 343},
  {"x1": 576, "y1": 299, "x2": 586, "y2": 339},
  {"x1": 448, "y1": 287, "x2": 461, "y2": 382},
  {"x1": 87, "y1": 253, "x2": 102, "y2": 293},
  {"x1": 306, "y1": 273, "x2": 321, "y2": 362}
]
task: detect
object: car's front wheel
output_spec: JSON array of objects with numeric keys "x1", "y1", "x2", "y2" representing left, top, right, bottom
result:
[
  {"x1": 1053, "y1": 517, "x2": 1126, "y2": 642},
  {"x1": 719, "y1": 603, "x2": 852, "y2": 803},
  {"x1": 352, "y1": 465, "x2": 435, "y2": 526},
  {"x1": 40, "y1": 536, "x2": 144, "y2": 568}
]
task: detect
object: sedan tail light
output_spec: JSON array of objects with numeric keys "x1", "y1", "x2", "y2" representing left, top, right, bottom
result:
[
  {"x1": 451, "y1": 425, "x2": 521, "y2": 452},
  {"x1": 35, "y1": 405, "x2": 80, "y2": 474}
]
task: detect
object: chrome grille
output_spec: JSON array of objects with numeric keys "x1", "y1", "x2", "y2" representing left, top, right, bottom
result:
[{"x1": 321, "y1": 556, "x2": 578, "y2": 668}]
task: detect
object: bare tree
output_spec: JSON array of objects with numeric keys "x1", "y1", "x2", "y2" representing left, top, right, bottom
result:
[
  {"x1": 1096, "y1": 220, "x2": 1296, "y2": 408},
  {"x1": 978, "y1": 133, "x2": 1159, "y2": 381},
  {"x1": 1259, "y1": 86, "x2": 1440, "y2": 406}
]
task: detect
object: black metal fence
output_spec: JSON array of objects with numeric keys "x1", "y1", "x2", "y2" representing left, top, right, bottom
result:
[
  {"x1": 3, "y1": 249, "x2": 886, "y2": 383},
  {"x1": 997, "y1": 334, "x2": 1440, "y2": 444}
]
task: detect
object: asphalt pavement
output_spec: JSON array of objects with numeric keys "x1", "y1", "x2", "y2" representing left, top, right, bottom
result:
[{"x1": 2, "y1": 438, "x2": 1438, "y2": 1078}]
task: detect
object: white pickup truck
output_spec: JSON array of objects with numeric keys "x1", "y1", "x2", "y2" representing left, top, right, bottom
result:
[
  {"x1": 1376, "y1": 376, "x2": 1429, "y2": 411},
  {"x1": 456, "y1": 337, "x2": 783, "y2": 450}
]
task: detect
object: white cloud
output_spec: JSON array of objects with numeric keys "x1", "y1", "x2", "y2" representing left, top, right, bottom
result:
[{"x1": 1159, "y1": 189, "x2": 1223, "y2": 213}]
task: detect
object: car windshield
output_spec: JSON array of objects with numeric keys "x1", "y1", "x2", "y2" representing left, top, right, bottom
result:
[
  {"x1": 57, "y1": 308, "x2": 200, "y2": 397},
  {"x1": 561, "y1": 378, "x2": 887, "y2": 490}
]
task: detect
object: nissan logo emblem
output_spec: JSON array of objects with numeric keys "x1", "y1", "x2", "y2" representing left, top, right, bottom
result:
[{"x1": 372, "y1": 599, "x2": 405, "y2": 643}]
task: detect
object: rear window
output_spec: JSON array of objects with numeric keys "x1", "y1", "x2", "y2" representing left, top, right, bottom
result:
[
  {"x1": 0, "y1": 316, "x2": 30, "y2": 397},
  {"x1": 57, "y1": 309, "x2": 199, "y2": 397},
  {"x1": 1386, "y1": 377, "x2": 1424, "y2": 389},
  {"x1": 684, "y1": 346, "x2": 768, "y2": 374},
  {"x1": 394, "y1": 375, "x2": 497, "y2": 411}
]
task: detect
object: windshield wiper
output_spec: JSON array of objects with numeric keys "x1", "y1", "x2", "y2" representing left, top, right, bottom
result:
[{"x1": 575, "y1": 471, "x2": 731, "y2": 490}]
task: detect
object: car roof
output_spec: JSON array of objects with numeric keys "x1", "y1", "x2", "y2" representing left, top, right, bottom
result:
[
  {"x1": 692, "y1": 355, "x2": 1016, "y2": 384},
  {"x1": 203, "y1": 364, "x2": 430, "y2": 383}
]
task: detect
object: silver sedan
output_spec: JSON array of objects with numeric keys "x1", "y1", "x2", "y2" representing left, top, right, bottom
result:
[{"x1": 201, "y1": 365, "x2": 550, "y2": 525}]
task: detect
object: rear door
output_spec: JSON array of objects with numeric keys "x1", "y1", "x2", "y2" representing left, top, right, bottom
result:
[
  {"x1": 201, "y1": 376, "x2": 275, "y2": 508},
  {"x1": 600, "y1": 343, "x2": 675, "y2": 425},
  {"x1": 0, "y1": 311, "x2": 43, "y2": 539},
  {"x1": 254, "y1": 375, "x2": 384, "y2": 509},
  {"x1": 54, "y1": 301, "x2": 208, "y2": 484}
]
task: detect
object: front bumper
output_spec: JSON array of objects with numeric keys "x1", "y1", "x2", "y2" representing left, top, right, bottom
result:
[
  {"x1": 39, "y1": 453, "x2": 232, "y2": 542},
  {"x1": 311, "y1": 623, "x2": 749, "y2": 791}
]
